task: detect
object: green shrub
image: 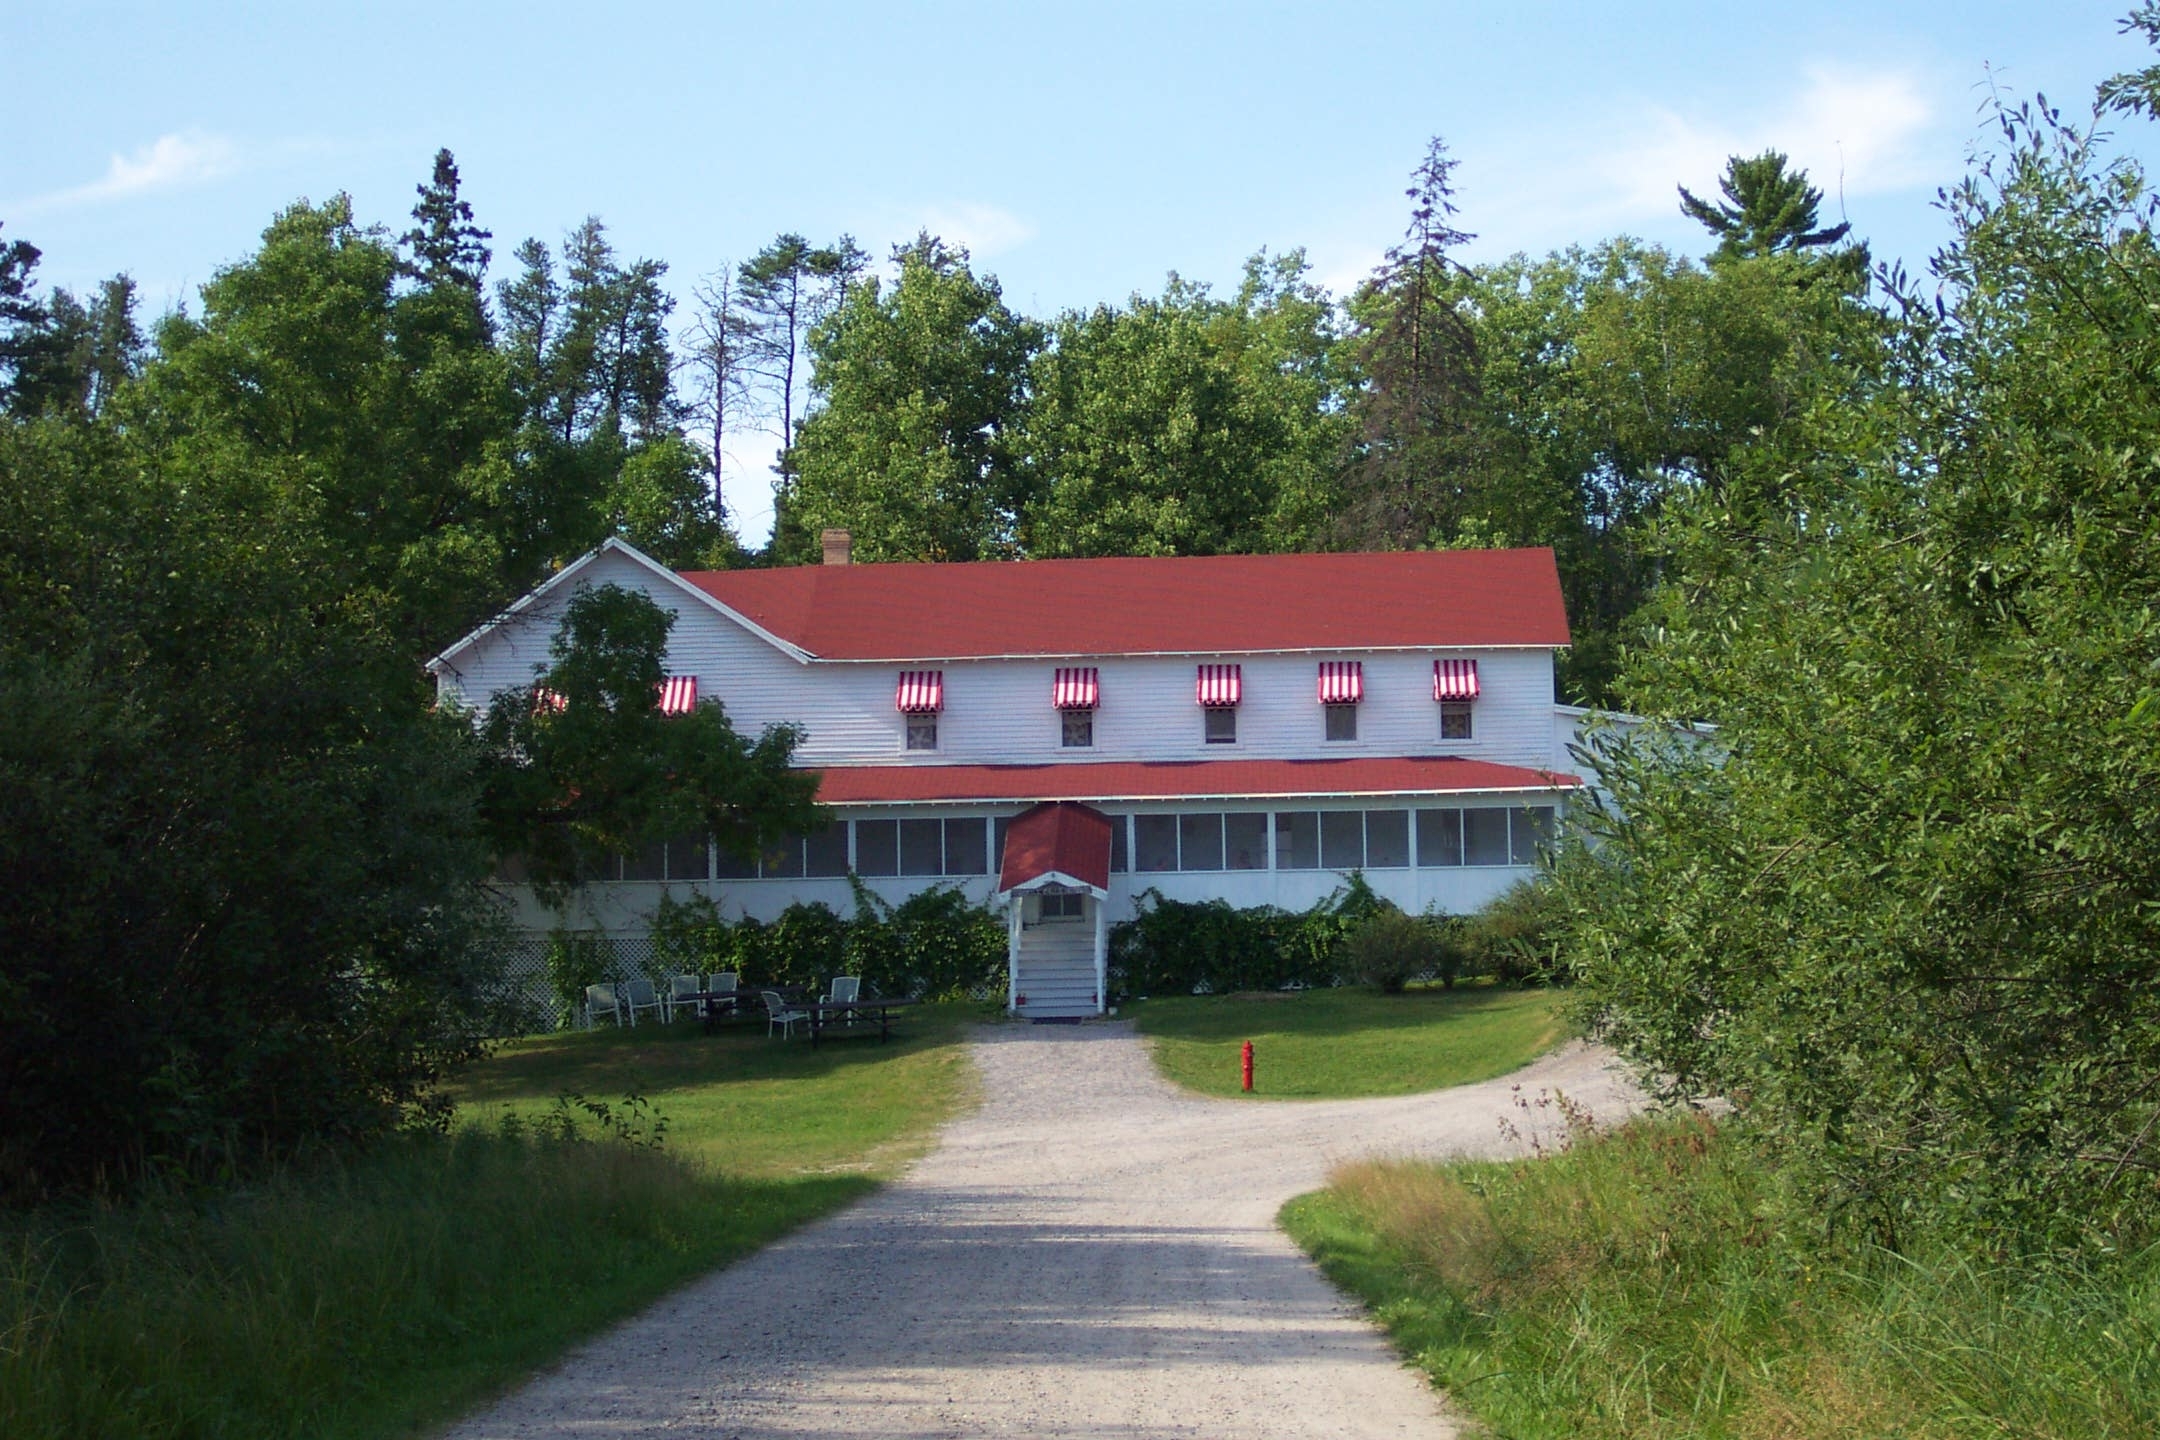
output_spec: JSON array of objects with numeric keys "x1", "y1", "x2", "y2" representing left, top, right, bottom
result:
[
  {"x1": 639, "y1": 883, "x2": 1005, "y2": 1004},
  {"x1": 1344, "y1": 907, "x2": 1466, "y2": 993},
  {"x1": 1109, "y1": 874, "x2": 1388, "y2": 997},
  {"x1": 1459, "y1": 878, "x2": 1569, "y2": 985}
]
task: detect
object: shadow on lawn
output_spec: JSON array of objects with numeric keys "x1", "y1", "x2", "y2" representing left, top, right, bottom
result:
[{"x1": 451, "y1": 1007, "x2": 985, "y2": 1106}]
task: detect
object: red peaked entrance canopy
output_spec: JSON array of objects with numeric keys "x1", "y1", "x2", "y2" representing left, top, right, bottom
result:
[{"x1": 997, "y1": 801, "x2": 1113, "y2": 894}]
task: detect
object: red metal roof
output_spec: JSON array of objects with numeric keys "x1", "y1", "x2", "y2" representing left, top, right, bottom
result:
[
  {"x1": 998, "y1": 802, "x2": 1113, "y2": 892},
  {"x1": 678, "y1": 549, "x2": 1569, "y2": 660},
  {"x1": 810, "y1": 756, "x2": 1580, "y2": 805}
]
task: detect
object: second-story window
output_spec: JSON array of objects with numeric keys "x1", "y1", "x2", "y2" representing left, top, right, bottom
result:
[
  {"x1": 1197, "y1": 664, "x2": 1241, "y2": 744},
  {"x1": 1433, "y1": 659, "x2": 1478, "y2": 742},
  {"x1": 896, "y1": 669, "x2": 944, "y2": 752},
  {"x1": 1054, "y1": 666, "x2": 1099, "y2": 748},
  {"x1": 1325, "y1": 704, "x2": 1358, "y2": 741}
]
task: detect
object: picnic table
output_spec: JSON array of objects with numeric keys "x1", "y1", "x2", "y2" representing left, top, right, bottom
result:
[{"x1": 803, "y1": 996, "x2": 916, "y2": 1048}]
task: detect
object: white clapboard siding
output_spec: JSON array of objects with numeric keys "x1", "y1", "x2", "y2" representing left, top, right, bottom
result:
[{"x1": 436, "y1": 552, "x2": 1561, "y2": 776}]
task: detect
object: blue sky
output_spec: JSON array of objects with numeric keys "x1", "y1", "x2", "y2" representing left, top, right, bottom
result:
[{"x1": 5, "y1": 1, "x2": 2153, "y2": 540}]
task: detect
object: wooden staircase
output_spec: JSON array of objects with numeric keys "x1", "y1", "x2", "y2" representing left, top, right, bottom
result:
[{"x1": 1013, "y1": 922, "x2": 1099, "y2": 1019}]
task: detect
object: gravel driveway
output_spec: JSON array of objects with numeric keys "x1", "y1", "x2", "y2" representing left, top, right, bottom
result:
[{"x1": 443, "y1": 1022, "x2": 1643, "y2": 1439}]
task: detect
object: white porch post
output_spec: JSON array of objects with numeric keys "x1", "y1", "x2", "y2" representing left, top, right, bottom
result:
[
  {"x1": 1006, "y1": 892, "x2": 1023, "y2": 1015},
  {"x1": 1093, "y1": 892, "x2": 1108, "y2": 1015}
]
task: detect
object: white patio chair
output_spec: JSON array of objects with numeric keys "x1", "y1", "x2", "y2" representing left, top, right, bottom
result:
[
  {"x1": 762, "y1": 989, "x2": 808, "y2": 1039},
  {"x1": 822, "y1": 975, "x2": 863, "y2": 1026},
  {"x1": 705, "y1": 972, "x2": 740, "y2": 1018},
  {"x1": 621, "y1": 977, "x2": 665, "y2": 1026},
  {"x1": 583, "y1": 983, "x2": 624, "y2": 1029},
  {"x1": 666, "y1": 973, "x2": 703, "y2": 1022}
]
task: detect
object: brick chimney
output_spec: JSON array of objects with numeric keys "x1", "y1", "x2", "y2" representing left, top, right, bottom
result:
[{"x1": 820, "y1": 528, "x2": 852, "y2": 566}]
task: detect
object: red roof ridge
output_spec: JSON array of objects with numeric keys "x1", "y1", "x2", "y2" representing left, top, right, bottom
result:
[{"x1": 677, "y1": 547, "x2": 1570, "y2": 661}]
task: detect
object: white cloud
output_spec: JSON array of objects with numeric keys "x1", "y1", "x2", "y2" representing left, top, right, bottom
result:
[
  {"x1": 1471, "y1": 63, "x2": 1939, "y2": 255},
  {"x1": 21, "y1": 130, "x2": 241, "y2": 213},
  {"x1": 891, "y1": 201, "x2": 1037, "y2": 260}
]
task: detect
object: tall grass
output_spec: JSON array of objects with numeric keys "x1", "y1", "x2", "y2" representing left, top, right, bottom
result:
[
  {"x1": 0, "y1": 1112, "x2": 869, "y2": 1440},
  {"x1": 1283, "y1": 1111, "x2": 2160, "y2": 1438}
]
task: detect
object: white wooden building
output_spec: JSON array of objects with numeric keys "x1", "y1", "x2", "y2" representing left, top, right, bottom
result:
[{"x1": 429, "y1": 532, "x2": 1584, "y2": 1018}]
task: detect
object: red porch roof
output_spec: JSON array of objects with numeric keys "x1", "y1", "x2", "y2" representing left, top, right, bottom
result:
[
  {"x1": 678, "y1": 548, "x2": 1569, "y2": 660},
  {"x1": 997, "y1": 802, "x2": 1113, "y2": 893},
  {"x1": 810, "y1": 756, "x2": 1580, "y2": 806}
]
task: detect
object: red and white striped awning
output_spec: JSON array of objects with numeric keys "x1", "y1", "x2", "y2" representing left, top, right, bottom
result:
[
  {"x1": 1195, "y1": 663, "x2": 1242, "y2": 707},
  {"x1": 658, "y1": 675, "x2": 698, "y2": 715},
  {"x1": 1317, "y1": 660, "x2": 1363, "y2": 705},
  {"x1": 1053, "y1": 667, "x2": 1100, "y2": 710},
  {"x1": 1433, "y1": 658, "x2": 1481, "y2": 701},
  {"x1": 895, "y1": 670, "x2": 945, "y2": 714}
]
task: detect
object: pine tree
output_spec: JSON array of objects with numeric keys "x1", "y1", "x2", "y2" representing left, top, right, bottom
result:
[
  {"x1": 400, "y1": 148, "x2": 493, "y2": 294},
  {"x1": 1678, "y1": 151, "x2": 1853, "y2": 260},
  {"x1": 1339, "y1": 137, "x2": 1489, "y2": 548}
]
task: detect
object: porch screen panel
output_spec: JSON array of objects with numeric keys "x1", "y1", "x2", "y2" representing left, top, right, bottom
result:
[
  {"x1": 1320, "y1": 811, "x2": 1365, "y2": 869},
  {"x1": 1225, "y1": 813, "x2": 1269, "y2": 870},
  {"x1": 1464, "y1": 808, "x2": 1511, "y2": 865},
  {"x1": 666, "y1": 832, "x2": 711, "y2": 881},
  {"x1": 803, "y1": 822, "x2": 850, "y2": 877},
  {"x1": 899, "y1": 818, "x2": 943, "y2": 875},
  {"x1": 760, "y1": 834, "x2": 805, "y2": 879},
  {"x1": 714, "y1": 842, "x2": 758, "y2": 880},
  {"x1": 623, "y1": 839, "x2": 668, "y2": 881},
  {"x1": 943, "y1": 817, "x2": 986, "y2": 876},
  {"x1": 992, "y1": 816, "x2": 1010, "y2": 872},
  {"x1": 1275, "y1": 811, "x2": 1320, "y2": 869},
  {"x1": 1179, "y1": 813, "x2": 1224, "y2": 871},
  {"x1": 1109, "y1": 815, "x2": 1129, "y2": 873},
  {"x1": 1417, "y1": 809, "x2": 1464, "y2": 867},
  {"x1": 1511, "y1": 806, "x2": 1555, "y2": 865},
  {"x1": 1365, "y1": 810, "x2": 1411, "y2": 868},
  {"x1": 854, "y1": 819, "x2": 899, "y2": 876},
  {"x1": 1134, "y1": 815, "x2": 1179, "y2": 872}
]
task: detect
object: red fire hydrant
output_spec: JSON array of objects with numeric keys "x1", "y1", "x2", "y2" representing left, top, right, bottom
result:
[{"x1": 1241, "y1": 1039, "x2": 1255, "y2": 1094}]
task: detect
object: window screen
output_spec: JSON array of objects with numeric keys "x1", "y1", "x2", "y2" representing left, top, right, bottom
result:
[
  {"x1": 1204, "y1": 707, "x2": 1236, "y2": 744},
  {"x1": 665, "y1": 833, "x2": 709, "y2": 882},
  {"x1": 623, "y1": 839, "x2": 668, "y2": 882},
  {"x1": 759, "y1": 834, "x2": 805, "y2": 879},
  {"x1": 1109, "y1": 815, "x2": 1128, "y2": 873},
  {"x1": 943, "y1": 818, "x2": 987, "y2": 876},
  {"x1": 1275, "y1": 811, "x2": 1320, "y2": 869},
  {"x1": 1179, "y1": 813, "x2": 1224, "y2": 871},
  {"x1": 1464, "y1": 808, "x2": 1511, "y2": 865},
  {"x1": 1510, "y1": 806, "x2": 1555, "y2": 865},
  {"x1": 1365, "y1": 810, "x2": 1411, "y2": 868},
  {"x1": 1320, "y1": 811, "x2": 1364, "y2": 869},
  {"x1": 1225, "y1": 813, "x2": 1268, "y2": 870},
  {"x1": 803, "y1": 822, "x2": 849, "y2": 877},
  {"x1": 1134, "y1": 815, "x2": 1179, "y2": 872},
  {"x1": 854, "y1": 819, "x2": 898, "y2": 876},
  {"x1": 900, "y1": 818, "x2": 944, "y2": 875},
  {"x1": 1417, "y1": 809, "x2": 1463, "y2": 867},
  {"x1": 1325, "y1": 704, "x2": 1357, "y2": 741}
]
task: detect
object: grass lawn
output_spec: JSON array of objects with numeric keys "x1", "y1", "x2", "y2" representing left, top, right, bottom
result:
[
  {"x1": 1283, "y1": 1115, "x2": 2160, "y2": 1439},
  {"x1": 1130, "y1": 982, "x2": 1565, "y2": 1099},
  {"x1": 2, "y1": 1002, "x2": 990, "y2": 1440},
  {"x1": 452, "y1": 998, "x2": 987, "y2": 1178}
]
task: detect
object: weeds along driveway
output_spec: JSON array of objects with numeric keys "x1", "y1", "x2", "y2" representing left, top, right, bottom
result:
[{"x1": 442, "y1": 1022, "x2": 1643, "y2": 1440}]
